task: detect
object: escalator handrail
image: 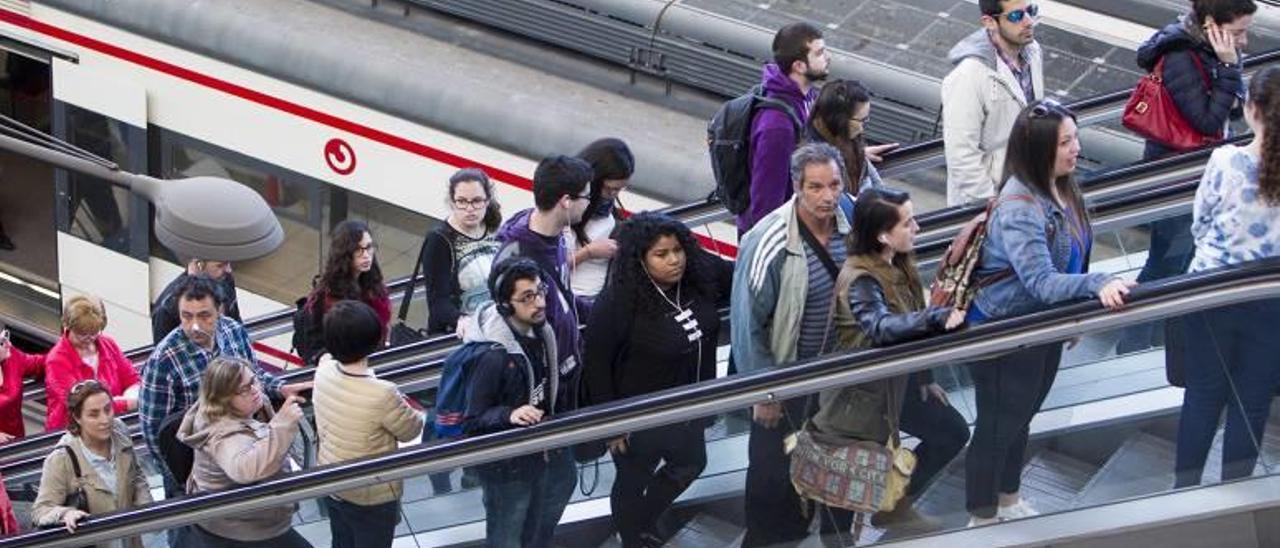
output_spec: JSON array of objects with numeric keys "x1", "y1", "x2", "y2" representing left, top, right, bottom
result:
[
  {"x1": 8, "y1": 257, "x2": 1280, "y2": 548},
  {"x1": 0, "y1": 146, "x2": 1222, "y2": 467},
  {"x1": 876, "y1": 48, "x2": 1280, "y2": 172}
]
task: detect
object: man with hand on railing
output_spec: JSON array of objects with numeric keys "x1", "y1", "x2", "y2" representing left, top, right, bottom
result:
[{"x1": 463, "y1": 258, "x2": 575, "y2": 548}]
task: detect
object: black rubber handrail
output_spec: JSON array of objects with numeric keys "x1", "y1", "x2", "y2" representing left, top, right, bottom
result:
[
  {"x1": 7, "y1": 256, "x2": 1280, "y2": 547},
  {"x1": 0, "y1": 152, "x2": 1209, "y2": 470}
]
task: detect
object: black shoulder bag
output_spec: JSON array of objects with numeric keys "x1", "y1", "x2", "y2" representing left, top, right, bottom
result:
[{"x1": 389, "y1": 235, "x2": 432, "y2": 347}]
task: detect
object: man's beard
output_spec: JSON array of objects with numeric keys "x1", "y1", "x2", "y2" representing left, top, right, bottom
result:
[{"x1": 805, "y1": 67, "x2": 829, "y2": 83}]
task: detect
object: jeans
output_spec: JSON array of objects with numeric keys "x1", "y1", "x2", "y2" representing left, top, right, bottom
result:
[
  {"x1": 179, "y1": 524, "x2": 313, "y2": 547},
  {"x1": 742, "y1": 397, "x2": 813, "y2": 547},
  {"x1": 479, "y1": 448, "x2": 577, "y2": 548},
  {"x1": 610, "y1": 423, "x2": 707, "y2": 547},
  {"x1": 1175, "y1": 302, "x2": 1280, "y2": 487},
  {"x1": 900, "y1": 374, "x2": 970, "y2": 496},
  {"x1": 325, "y1": 497, "x2": 399, "y2": 548},
  {"x1": 1119, "y1": 215, "x2": 1194, "y2": 352},
  {"x1": 965, "y1": 343, "x2": 1062, "y2": 518}
]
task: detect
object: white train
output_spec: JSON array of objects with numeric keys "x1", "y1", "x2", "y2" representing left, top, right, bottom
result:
[{"x1": 0, "y1": 1, "x2": 739, "y2": 366}]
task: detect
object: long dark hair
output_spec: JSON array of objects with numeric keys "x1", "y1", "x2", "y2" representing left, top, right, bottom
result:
[
  {"x1": 1001, "y1": 100, "x2": 1087, "y2": 227},
  {"x1": 448, "y1": 167, "x2": 502, "y2": 233},
  {"x1": 319, "y1": 219, "x2": 387, "y2": 301},
  {"x1": 606, "y1": 212, "x2": 715, "y2": 313},
  {"x1": 572, "y1": 138, "x2": 634, "y2": 245},
  {"x1": 1250, "y1": 66, "x2": 1280, "y2": 206},
  {"x1": 848, "y1": 187, "x2": 911, "y2": 258},
  {"x1": 809, "y1": 80, "x2": 871, "y2": 191}
]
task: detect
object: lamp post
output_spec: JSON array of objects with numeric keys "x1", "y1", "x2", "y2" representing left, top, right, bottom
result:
[{"x1": 0, "y1": 130, "x2": 284, "y2": 260}]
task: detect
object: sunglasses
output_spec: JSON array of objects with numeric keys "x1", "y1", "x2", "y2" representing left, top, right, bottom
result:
[
  {"x1": 70, "y1": 379, "x2": 105, "y2": 396},
  {"x1": 996, "y1": 3, "x2": 1039, "y2": 24}
]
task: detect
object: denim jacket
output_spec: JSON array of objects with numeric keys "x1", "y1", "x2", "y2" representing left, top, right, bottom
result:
[{"x1": 971, "y1": 176, "x2": 1112, "y2": 321}]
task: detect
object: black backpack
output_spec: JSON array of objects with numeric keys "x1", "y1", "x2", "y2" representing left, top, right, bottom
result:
[
  {"x1": 706, "y1": 84, "x2": 802, "y2": 215},
  {"x1": 290, "y1": 291, "x2": 325, "y2": 365},
  {"x1": 156, "y1": 408, "x2": 194, "y2": 486}
]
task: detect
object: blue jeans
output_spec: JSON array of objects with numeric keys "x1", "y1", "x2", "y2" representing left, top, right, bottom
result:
[
  {"x1": 479, "y1": 449, "x2": 577, "y2": 548},
  {"x1": 325, "y1": 497, "x2": 399, "y2": 548},
  {"x1": 1175, "y1": 302, "x2": 1280, "y2": 487}
]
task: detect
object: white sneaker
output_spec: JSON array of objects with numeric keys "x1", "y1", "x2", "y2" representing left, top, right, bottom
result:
[
  {"x1": 996, "y1": 499, "x2": 1039, "y2": 520},
  {"x1": 967, "y1": 515, "x2": 1001, "y2": 527}
]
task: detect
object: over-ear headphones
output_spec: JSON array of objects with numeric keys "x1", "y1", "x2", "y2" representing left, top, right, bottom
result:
[{"x1": 488, "y1": 256, "x2": 541, "y2": 317}]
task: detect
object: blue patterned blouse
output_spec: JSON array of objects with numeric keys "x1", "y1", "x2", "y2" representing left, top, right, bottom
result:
[{"x1": 1190, "y1": 145, "x2": 1280, "y2": 273}]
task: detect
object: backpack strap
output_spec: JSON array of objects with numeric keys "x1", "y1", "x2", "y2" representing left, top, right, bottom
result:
[
  {"x1": 753, "y1": 85, "x2": 803, "y2": 140},
  {"x1": 977, "y1": 193, "x2": 1057, "y2": 288}
]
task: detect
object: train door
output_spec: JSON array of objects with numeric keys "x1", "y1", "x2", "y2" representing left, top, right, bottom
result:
[
  {"x1": 49, "y1": 57, "x2": 153, "y2": 349},
  {"x1": 0, "y1": 42, "x2": 58, "y2": 340}
]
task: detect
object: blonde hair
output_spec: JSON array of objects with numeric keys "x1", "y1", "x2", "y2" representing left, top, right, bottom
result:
[
  {"x1": 198, "y1": 357, "x2": 253, "y2": 423},
  {"x1": 62, "y1": 295, "x2": 107, "y2": 334}
]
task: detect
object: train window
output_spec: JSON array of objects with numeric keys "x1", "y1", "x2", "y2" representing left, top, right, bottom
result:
[
  {"x1": 157, "y1": 131, "x2": 325, "y2": 305},
  {"x1": 57, "y1": 104, "x2": 142, "y2": 256},
  {"x1": 341, "y1": 191, "x2": 440, "y2": 327}
]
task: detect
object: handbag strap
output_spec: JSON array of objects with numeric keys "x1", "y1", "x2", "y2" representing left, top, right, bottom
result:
[
  {"x1": 397, "y1": 232, "x2": 432, "y2": 322},
  {"x1": 797, "y1": 218, "x2": 839, "y2": 281},
  {"x1": 63, "y1": 446, "x2": 83, "y2": 479}
]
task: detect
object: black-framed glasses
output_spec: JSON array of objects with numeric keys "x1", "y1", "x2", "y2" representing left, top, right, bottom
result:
[
  {"x1": 997, "y1": 3, "x2": 1039, "y2": 23},
  {"x1": 452, "y1": 197, "x2": 489, "y2": 210},
  {"x1": 512, "y1": 283, "x2": 549, "y2": 305},
  {"x1": 849, "y1": 113, "x2": 870, "y2": 125},
  {"x1": 355, "y1": 242, "x2": 378, "y2": 255}
]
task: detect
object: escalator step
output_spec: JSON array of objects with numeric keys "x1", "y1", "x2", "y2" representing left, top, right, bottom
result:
[{"x1": 1076, "y1": 432, "x2": 1175, "y2": 506}]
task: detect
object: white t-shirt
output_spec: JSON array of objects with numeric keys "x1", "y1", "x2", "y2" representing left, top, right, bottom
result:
[{"x1": 568, "y1": 214, "x2": 616, "y2": 297}]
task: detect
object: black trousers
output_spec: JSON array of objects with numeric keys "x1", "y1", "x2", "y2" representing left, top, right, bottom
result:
[
  {"x1": 964, "y1": 343, "x2": 1062, "y2": 518},
  {"x1": 610, "y1": 423, "x2": 707, "y2": 546},
  {"x1": 742, "y1": 397, "x2": 813, "y2": 547}
]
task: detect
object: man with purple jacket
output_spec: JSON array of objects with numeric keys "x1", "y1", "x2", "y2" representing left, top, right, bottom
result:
[
  {"x1": 736, "y1": 22, "x2": 831, "y2": 234},
  {"x1": 493, "y1": 155, "x2": 593, "y2": 411}
]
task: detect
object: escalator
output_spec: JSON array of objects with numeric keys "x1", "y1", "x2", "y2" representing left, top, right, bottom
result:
[
  {"x1": 0, "y1": 136, "x2": 1217, "y2": 482},
  {"x1": 5, "y1": 248, "x2": 1280, "y2": 547}
]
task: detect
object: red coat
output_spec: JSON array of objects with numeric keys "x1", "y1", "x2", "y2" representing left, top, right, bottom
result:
[
  {"x1": 0, "y1": 346, "x2": 45, "y2": 439},
  {"x1": 45, "y1": 334, "x2": 140, "y2": 431},
  {"x1": 322, "y1": 291, "x2": 392, "y2": 342}
]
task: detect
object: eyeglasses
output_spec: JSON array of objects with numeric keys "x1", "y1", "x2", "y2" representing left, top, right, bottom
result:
[
  {"x1": 849, "y1": 114, "x2": 870, "y2": 125},
  {"x1": 996, "y1": 3, "x2": 1039, "y2": 24},
  {"x1": 355, "y1": 242, "x2": 378, "y2": 256},
  {"x1": 452, "y1": 197, "x2": 489, "y2": 210},
  {"x1": 236, "y1": 376, "x2": 261, "y2": 397},
  {"x1": 1029, "y1": 98, "x2": 1070, "y2": 118},
  {"x1": 571, "y1": 192, "x2": 590, "y2": 202},
  {"x1": 69, "y1": 379, "x2": 104, "y2": 397},
  {"x1": 512, "y1": 283, "x2": 549, "y2": 305}
]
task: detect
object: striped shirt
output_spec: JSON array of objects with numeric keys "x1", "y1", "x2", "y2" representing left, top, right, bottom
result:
[{"x1": 796, "y1": 236, "x2": 847, "y2": 360}]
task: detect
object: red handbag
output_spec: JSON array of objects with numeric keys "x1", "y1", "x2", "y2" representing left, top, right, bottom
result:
[{"x1": 1122, "y1": 53, "x2": 1221, "y2": 151}]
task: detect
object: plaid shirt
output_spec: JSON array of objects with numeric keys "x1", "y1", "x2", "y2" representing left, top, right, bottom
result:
[{"x1": 139, "y1": 316, "x2": 283, "y2": 460}]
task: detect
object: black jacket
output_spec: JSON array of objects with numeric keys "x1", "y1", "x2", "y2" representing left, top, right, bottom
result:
[
  {"x1": 849, "y1": 277, "x2": 950, "y2": 347},
  {"x1": 461, "y1": 304, "x2": 560, "y2": 437},
  {"x1": 151, "y1": 273, "x2": 241, "y2": 344},
  {"x1": 1136, "y1": 18, "x2": 1244, "y2": 159},
  {"x1": 582, "y1": 253, "x2": 732, "y2": 405},
  {"x1": 422, "y1": 224, "x2": 499, "y2": 334}
]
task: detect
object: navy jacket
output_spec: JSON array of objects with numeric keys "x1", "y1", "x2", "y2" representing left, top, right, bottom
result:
[{"x1": 1136, "y1": 18, "x2": 1244, "y2": 159}]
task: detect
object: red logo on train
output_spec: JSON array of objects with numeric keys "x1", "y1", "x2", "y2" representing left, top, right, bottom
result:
[{"x1": 324, "y1": 138, "x2": 357, "y2": 175}]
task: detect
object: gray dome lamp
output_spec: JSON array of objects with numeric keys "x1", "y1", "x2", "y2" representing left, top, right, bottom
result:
[{"x1": 0, "y1": 130, "x2": 284, "y2": 261}]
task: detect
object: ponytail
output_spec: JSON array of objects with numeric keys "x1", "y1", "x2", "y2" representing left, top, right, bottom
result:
[{"x1": 1250, "y1": 67, "x2": 1280, "y2": 206}]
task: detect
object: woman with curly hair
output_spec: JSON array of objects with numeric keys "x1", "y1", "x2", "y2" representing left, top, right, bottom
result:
[
  {"x1": 301, "y1": 220, "x2": 390, "y2": 363},
  {"x1": 582, "y1": 212, "x2": 731, "y2": 547},
  {"x1": 569, "y1": 138, "x2": 635, "y2": 298}
]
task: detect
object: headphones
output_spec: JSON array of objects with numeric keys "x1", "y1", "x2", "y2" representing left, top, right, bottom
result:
[{"x1": 489, "y1": 257, "x2": 541, "y2": 317}]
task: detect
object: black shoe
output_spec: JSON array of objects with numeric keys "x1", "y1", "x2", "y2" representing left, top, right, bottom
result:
[
  {"x1": 0, "y1": 232, "x2": 13, "y2": 251},
  {"x1": 637, "y1": 532, "x2": 665, "y2": 548}
]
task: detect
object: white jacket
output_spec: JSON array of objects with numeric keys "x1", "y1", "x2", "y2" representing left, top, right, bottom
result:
[{"x1": 941, "y1": 29, "x2": 1044, "y2": 206}]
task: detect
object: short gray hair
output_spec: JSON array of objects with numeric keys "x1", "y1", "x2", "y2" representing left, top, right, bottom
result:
[{"x1": 789, "y1": 142, "x2": 845, "y2": 186}]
